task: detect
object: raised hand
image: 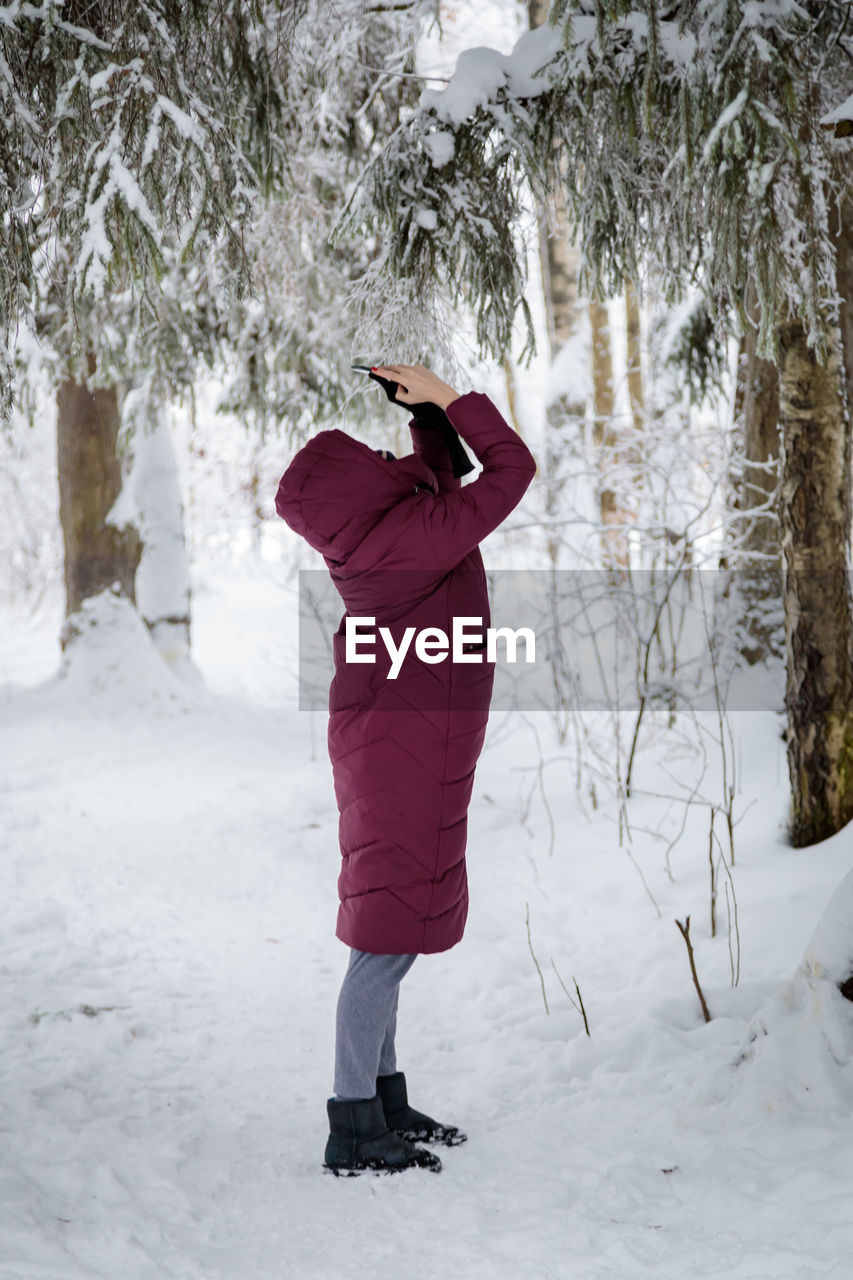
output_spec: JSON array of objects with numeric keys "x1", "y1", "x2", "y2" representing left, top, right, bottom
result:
[{"x1": 370, "y1": 363, "x2": 460, "y2": 411}]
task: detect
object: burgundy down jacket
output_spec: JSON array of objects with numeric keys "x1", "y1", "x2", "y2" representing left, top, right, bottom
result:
[{"x1": 275, "y1": 391, "x2": 536, "y2": 954}]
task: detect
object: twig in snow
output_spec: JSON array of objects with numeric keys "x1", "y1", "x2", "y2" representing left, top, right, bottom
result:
[
  {"x1": 525, "y1": 903, "x2": 549, "y2": 1014},
  {"x1": 675, "y1": 915, "x2": 712, "y2": 1023},
  {"x1": 550, "y1": 958, "x2": 591, "y2": 1037},
  {"x1": 572, "y1": 975, "x2": 591, "y2": 1038},
  {"x1": 709, "y1": 808, "x2": 718, "y2": 938},
  {"x1": 517, "y1": 713, "x2": 557, "y2": 857},
  {"x1": 29, "y1": 1004, "x2": 130, "y2": 1025},
  {"x1": 723, "y1": 874, "x2": 742, "y2": 988},
  {"x1": 625, "y1": 543, "x2": 692, "y2": 797}
]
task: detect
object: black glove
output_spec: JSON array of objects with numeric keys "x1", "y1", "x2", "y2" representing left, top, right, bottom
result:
[{"x1": 367, "y1": 371, "x2": 475, "y2": 479}]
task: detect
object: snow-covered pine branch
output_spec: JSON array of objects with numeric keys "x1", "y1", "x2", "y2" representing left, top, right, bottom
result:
[
  {"x1": 0, "y1": 0, "x2": 304, "y2": 412},
  {"x1": 335, "y1": 1, "x2": 853, "y2": 368},
  {"x1": 217, "y1": 0, "x2": 446, "y2": 436},
  {"x1": 330, "y1": 19, "x2": 564, "y2": 370}
]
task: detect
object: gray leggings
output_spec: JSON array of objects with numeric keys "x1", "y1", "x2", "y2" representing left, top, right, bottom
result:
[{"x1": 333, "y1": 947, "x2": 418, "y2": 1100}]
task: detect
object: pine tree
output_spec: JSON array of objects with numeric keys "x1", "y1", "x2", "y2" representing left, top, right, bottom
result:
[
  {"x1": 1, "y1": 0, "x2": 300, "y2": 647},
  {"x1": 1, "y1": 0, "x2": 300, "y2": 406},
  {"x1": 1, "y1": 0, "x2": 439, "y2": 654}
]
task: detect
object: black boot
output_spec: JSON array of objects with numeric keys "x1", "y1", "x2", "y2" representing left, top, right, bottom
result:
[
  {"x1": 323, "y1": 1095, "x2": 442, "y2": 1176},
  {"x1": 376, "y1": 1072, "x2": 467, "y2": 1147}
]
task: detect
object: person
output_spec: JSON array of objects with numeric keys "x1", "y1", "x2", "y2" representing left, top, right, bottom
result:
[{"x1": 275, "y1": 362, "x2": 536, "y2": 1175}]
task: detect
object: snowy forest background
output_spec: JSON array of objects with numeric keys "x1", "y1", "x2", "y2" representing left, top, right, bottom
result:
[{"x1": 4, "y1": 1, "x2": 853, "y2": 1276}]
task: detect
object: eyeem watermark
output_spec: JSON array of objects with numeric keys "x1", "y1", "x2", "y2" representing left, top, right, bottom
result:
[
  {"x1": 345, "y1": 615, "x2": 536, "y2": 680},
  {"x1": 297, "y1": 569, "x2": 795, "y2": 710}
]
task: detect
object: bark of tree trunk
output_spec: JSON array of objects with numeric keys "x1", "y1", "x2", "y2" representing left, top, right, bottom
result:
[
  {"x1": 529, "y1": 0, "x2": 584, "y2": 567},
  {"x1": 502, "y1": 352, "x2": 524, "y2": 437},
  {"x1": 538, "y1": 212, "x2": 583, "y2": 567},
  {"x1": 777, "y1": 318, "x2": 853, "y2": 846},
  {"x1": 624, "y1": 275, "x2": 645, "y2": 442},
  {"x1": 537, "y1": 173, "x2": 579, "y2": 356},
  {"x1": 734, "y1": 285, "x2": 781, "y2": 560},
  {"x1": 57, "y1": 373, "x2": 142, "y2": 630},
  {"x1": 729, "y1": 278, "x2": 783, "y2": 664},
  {"x1": 833, "y1": 188, "x2": 853, "y2": 462},
  {"x1": 590, "y1": 298, "x2": 630, "y2": 569},
  {"x1": 622, "y1": 273, "x2": 645, "y2": 503}
]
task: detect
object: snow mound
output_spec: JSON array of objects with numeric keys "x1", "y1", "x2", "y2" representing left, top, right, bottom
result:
[
  {"x1": 53, "y1": 590, "x2": 200, "y2": 713},
  {"x1": 703, "y1": 869, "x2": 853, "y2": 1116}
]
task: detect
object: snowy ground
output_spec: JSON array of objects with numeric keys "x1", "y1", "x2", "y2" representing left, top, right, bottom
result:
[
  {"x1": 8, "y1": 2, "x2": 853, "y2": 1274},
  {"x1": 4, "y1": 560, "x2": 853, "y2": 1280}
]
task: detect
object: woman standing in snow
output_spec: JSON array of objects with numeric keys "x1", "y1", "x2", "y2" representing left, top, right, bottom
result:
[{"x1": 275, "y1": 363, "x2": 536, "y2": 1175}]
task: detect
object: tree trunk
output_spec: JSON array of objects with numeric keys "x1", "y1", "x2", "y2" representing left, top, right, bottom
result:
[
  {"x1": 622, "y1": 273, "x2": 645, "y2": 502},
  {"x1": 734, "y1": 284, "x2": 781, "y2": 560},
  {"x1": 56, "y1": 373, "x2": 142, "y2": 630},
  {"x1": 728, "y1": 278, "x2": 783, "y2": 664},
  {"x1": 529, "y1": 0, "x2": 573, "y2": 358},
  {"x1": 502, "y1": 352, "x2": 524, "y2": 437},
  {"x1": 538, "y1": 205, "x2": 583, "y2": 567},
  {"x1": 833, "y1": 188, "x2": 853, "y2": 464},
  {"x1": 123, "y1": 382, "x2": 197, "y2": 681},
  {"x1": 777, "y1": 318, "x2": 853, "y2": 846},
  {"x1": 624, "y1": 275, "x2": 645, "y2": 441},
  {"x1": 529, "y1": 0, "x2": 584, "y2": 567},
  {"x1": 536, "y1": 170, "x2": 579, "y2": 356},
  {"x1": 590, "y1": 298, "x2": 630, "y2": 569}
]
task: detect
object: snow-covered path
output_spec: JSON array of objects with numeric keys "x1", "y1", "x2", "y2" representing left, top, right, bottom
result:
[{"x1": 3, "y1": 602, "x2": 853, "y2": 1279}]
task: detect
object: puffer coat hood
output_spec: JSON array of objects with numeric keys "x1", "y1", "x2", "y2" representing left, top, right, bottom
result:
[{"x1": 275, "y1": 429, "x2": 438, "y2": 563}]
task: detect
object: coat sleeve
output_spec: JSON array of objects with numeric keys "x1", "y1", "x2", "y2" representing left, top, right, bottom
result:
[
  {"x1": 394, "y1": 391, "x2": 536, "y2": 572},
  {"x1": 408, "y1": 419, "x2": 461, "y2": 495}
]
